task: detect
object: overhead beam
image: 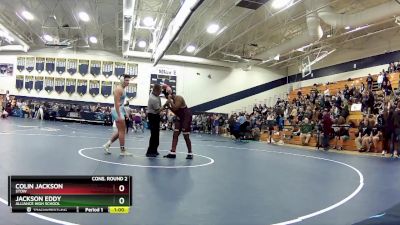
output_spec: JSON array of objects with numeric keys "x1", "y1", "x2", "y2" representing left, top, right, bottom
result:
[{"x1": 150, "y1": 0, "x2": 204, "y2": 66}]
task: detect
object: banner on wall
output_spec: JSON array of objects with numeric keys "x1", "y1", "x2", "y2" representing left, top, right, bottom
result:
[
  {"x1": 114, "y1": 62, "x2": 126, "y2": 77},
  {"x1": 89, "y1": 80, "x2": 100, "y2": 97},
  {"x1": 126, "y1": 83, "x2": 137, "y2": 99},
  {"x1": 67, "y1": 59, "x2": 78, "y2": 75},
  {"x1": 35, "y1": 76, "x2": 44, "y2": 92},
  {"x1": 54, "y1": 78, "x2": 65, "y2": 94},
  {"x1": 24, "y1": 75, "x2": 34, "y2": 91},
  {"x1": 102, "y1": 61, "x2": 113, "y2": 77},
  {"x1": 65, "y1": 78, "x2": 76, "y2": 95},
  {"x1": 17, "y1": 57, "x2": 25, "y2": 72},
  {"x1": 126, "y1": 63, "x2": 138, "y2": 78},
  {"x1": 78, "y1": 59, "x2": 89, "y2": 76},
  {"x1": 90, "y1": 60, "x2": 101, "y2": 76},
  {"x1": 149, "y1": 67, "x2": 177, "y2": 95},
  {"x1": 46, "y1": 58, "x2": 55, "y2": 74},
  {"x1": 36, "y1": 57, "x2": 45, "y2": 73},
  {"x1": 101, "y1": 81, "x2": 112, "y2": 97},
  {"x1": 16, "y1": 75, "x2": 24, "y2": 90},
  {"x1": 26, "y1": 57, "x2": 35, "y2": 73},
  {"x1": 77, "y1": 79, "x2": 88, "y2": 96},
  {"x1": 0, "y1": 63, "x2": 13, "y2": 76},
  {"x1": 44, "y1": 77, "x2": 54, "y2": 93},
  {"x1": 56, "y1": 58, "x2": 66, "y2": 74}
]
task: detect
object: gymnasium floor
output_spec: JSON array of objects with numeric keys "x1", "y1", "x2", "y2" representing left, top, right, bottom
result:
[{"x1": 1, "y1": 118, "x2": 400, "y2": 225}]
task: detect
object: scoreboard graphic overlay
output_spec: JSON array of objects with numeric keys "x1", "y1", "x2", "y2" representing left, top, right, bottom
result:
[{"x1": 8, "y1": 176, "x2": 132, "y2": 214}]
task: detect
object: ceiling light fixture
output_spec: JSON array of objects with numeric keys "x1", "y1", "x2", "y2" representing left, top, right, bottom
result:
[
  {"x1": 207, "y1": 24, "x2": 220, "y2": 34},
  {"x1": 89, "y1": 36, "x2": 98, "y2": 44},
  {"x1": 143, "y1": 17, "x2": 155, "y2": 27},
  {"x1": 327, "y1": 34, "x2": 332, "y2": 38},
  {"x1": 43, "y1": 34, "x2": 53, "y2": 42},
  {"x1": 271, "y1": 0, "x2": 293, "y2": 9},
  {"x1": 138, "y1": 40, "x2": 147, "y2": 48},
  {"x1": 21, "y1": 11, "x2": 34, "y2": 20},
  {"x1": 78, "y1": 12, "x2": 90, "y2": 22},
  {"x1": 186, "y1": 45, "x2": 196, "y2": 53},
  {"x1": 345, "y1": 26, "x2": 351, "y2": 30}
]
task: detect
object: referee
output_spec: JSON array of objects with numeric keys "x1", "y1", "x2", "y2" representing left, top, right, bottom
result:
[{"x1": 146, "y1": 84, "x2": 163, "y2": 157}]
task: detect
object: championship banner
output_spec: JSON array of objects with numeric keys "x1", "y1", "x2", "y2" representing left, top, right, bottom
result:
[
  {"x1": 24, "y1": 75, "x2": 34, "y2": 92},
  {"x1": 101, "y1": 81, "x2": 112, "y2": 97},
  {"x1": 78, "y1": 60, "x2": 89, "y2": 76},
  {"x1": 77, "y1": 79, "x2": 88, "y2": 96},
  {"x1": 26, "y1": 57, "x2": 35, "y2": 73},
  {"x1": 45, "y1": 58, "x2": 55, "y2": 74},
  {"x1": 65, "y1": 78, "x2": 76, "y2": 95},
  {"x1": 54, "y1": 78, "x2": 65, "y2": 94},
  {"x1": 34, "y1": 76, "x2": 44, "y2": 92},
  {"x1": 16, "y1": 75, "x2": 24, "y2": 90},
  {"x1": 36, "y1": 57, "x2": 45, "y2": 73},
  {"x1": 102, "y1": 61, "x2": 113, "y2": 78},
  {"x1": 89, "y1": 80, "x2": 100, "y2": 97},
  {"x1": 56, "y1": 58, "x2": 66, "y2": 74},
  {"x1": 114, "y1": 62, "x2": 126, "y2": 77},
  {"x1": 90, "y1": 60, "x2": 101, "y2": 76},
  {"x1": 126, "y1": 83, "x2": 137, "y2": 99},
  {"x1": 17, "y1": 57, "x2": 25, "y2": 72},
  {"x1": 126, "y1": 63, "x2": 138, "y2": 78},
  {"x1": 67, "y1": 59, "x2": 78, "y2": 75},
  {"x1": 149, "y1": 67, "x2": 177, "y2": 94},
  {"x1": 44, "y1": 77, "x2": 54, "y2": 93}
]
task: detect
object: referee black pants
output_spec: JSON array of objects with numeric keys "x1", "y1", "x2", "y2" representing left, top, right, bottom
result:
[{"x1": 147, "y1": 113, "x2": 160, "y2": 155}]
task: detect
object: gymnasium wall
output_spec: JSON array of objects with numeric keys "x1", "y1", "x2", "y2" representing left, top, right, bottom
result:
[{"x1": 0, "y1": 48, "x2": 288, "y2": 113}]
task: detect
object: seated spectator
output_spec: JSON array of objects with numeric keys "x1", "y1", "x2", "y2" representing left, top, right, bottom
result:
[
  {"x1": 356, "y1": 118, "x2": 372, "y2": 152},
  {"x1": 300, "y1": 118, "x2": 313, "y2": 146}
]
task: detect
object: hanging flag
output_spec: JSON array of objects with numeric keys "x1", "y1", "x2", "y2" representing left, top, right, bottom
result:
[
  {"x1": 89, "y1": 80, "x2": 100, "y2": 96},
  {"x1": 44, "y1": 77, "x2": 54, "y2": 93},
  {"x1": 36, "y1": 57, "x2": 45, "y2": 73},
  {"x1": 17, "y1": 57, "x2": 25, "y2": 72},
  {"x1": 102, "y1": 61, "x2": 113, "y2": 77},
  {"x1": 77, "y1": 79, "x2": 88, "y2": 96},
  {"x1": 126, "y1": 63, "x2": 138, "y2": 78},
  {"x1": 45, "y1": 58, "x2": 55, "y2": 74},
  {"x1": 56, "y1": 58, "x2": 66, "y2": 74},
  {"x1": 114, "y1": 62, "x2": 126, "y2": 77},
  {"x1": 101, "y1": 81, "x2": 112, "y2": 97},
  {"x1": 67, "y1": 59, "x2": 78, "y2": 75},
  {"x1": 26, "y1": 57, "x2": 35, "y2": 73},
  {"x1": 90, "y1": 60, "x2": 101, "y2": 76},
  {"x1": 16, "y1": 75, "x2": 24, "y2": 90},
  {"x1": 65, "y1": 78, "x2": 76, "y2": 95},
  {"x1": 35, "y1": 76, "x2": 44, "y2": 92},
  {"x1": 78, "y1": 59, "x2": 89, "y2": 76},
  {"x1": 54, "y1": 77, "x2": 65, "y2": 94},
  {"x1": 126, "y1": 83, "x2": 137, "y2": 99},
  {"x1": 25, "y1": 75, "x2": 34, "y2": 91}
]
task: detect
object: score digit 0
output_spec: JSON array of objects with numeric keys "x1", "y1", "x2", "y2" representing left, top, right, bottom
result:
[
  {"x1": 119, "y1": 197, "x2": 125, "y2": 205},
  {"x1": 119, "y1": 185, "x2": 125, "y2": 192}
]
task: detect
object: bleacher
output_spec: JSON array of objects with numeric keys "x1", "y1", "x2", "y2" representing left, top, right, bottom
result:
[{"x1": 259, "y1": 72, "x2": 400, "y2": 152}]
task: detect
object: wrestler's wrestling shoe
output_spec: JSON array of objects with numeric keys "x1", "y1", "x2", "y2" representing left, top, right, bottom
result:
[
  {"x1": 186, "y1": 153, "x2": 193, "y2": 160},
  {"x1": 163, "y1": 151, "x2": 176, "y2": 158}
]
